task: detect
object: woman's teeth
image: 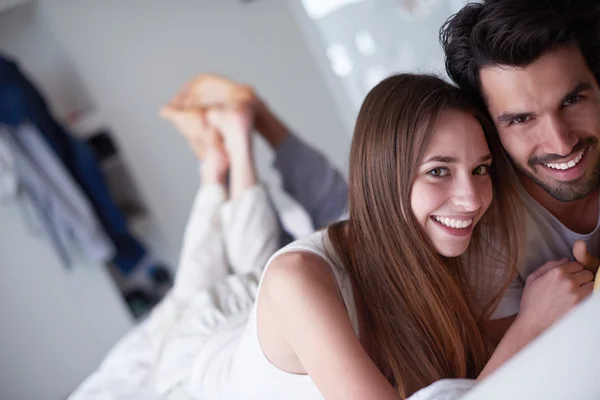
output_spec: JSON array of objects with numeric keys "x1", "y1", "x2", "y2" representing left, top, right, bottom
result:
[{"x1": 434, "y1": 216, "x2": 473, "y2": 229}]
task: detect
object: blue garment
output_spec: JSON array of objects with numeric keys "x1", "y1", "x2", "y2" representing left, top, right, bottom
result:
[
  {"x1": 1, "y1": 124, "x2": 114, "y2": 266},
  {"x1": 0, "y1": 54, "x2": 145, "y2": 274}
]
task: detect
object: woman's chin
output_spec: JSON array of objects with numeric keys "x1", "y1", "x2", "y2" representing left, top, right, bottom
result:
[{"x1": 434, "y1": 241, "x2": 470, "y2": 258}]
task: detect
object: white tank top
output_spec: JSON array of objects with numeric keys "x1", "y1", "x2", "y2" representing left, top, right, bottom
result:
[{"x1": 198, "y1": 229, "x2": 359, "y2": 400}]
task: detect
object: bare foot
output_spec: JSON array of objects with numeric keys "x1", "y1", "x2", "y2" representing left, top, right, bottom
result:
[
  {"x1": 160, "y1": 107, "x2": 218, "y2": 160},
  {"x1": 205, "y1": 104, "x2": 255, "y2": 157},
  {"x1": 161, "y1": 74, "x2": 258, "y2": 158},
  {"x1": 161, "y1": 73, "x2": 290, "y2": 151}
]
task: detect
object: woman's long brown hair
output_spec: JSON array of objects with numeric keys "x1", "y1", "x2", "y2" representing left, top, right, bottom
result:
[{"x1": 328, "y1": 74, "x2": 524, "y2": 397}]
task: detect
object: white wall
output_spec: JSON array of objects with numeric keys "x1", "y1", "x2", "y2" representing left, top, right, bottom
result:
[
  {"x1": 0, "y1": 4, "x2": 134, "y2": 400},
  {"x1": 39, "y1": 0, "x2": 351, "y2": 256}
]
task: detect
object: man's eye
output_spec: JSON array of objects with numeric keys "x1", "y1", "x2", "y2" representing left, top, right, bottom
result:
[{"x1": 564, "y1": 95, "x2": 582, "y2": 107}]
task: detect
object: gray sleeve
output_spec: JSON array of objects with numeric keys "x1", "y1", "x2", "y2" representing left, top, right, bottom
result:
[
  {"x1": 273, "y1": 133, "x2": 348, "y2": 230},
  {"x1": 490, "y1": 277, "x2": 523, "y2": 319}
]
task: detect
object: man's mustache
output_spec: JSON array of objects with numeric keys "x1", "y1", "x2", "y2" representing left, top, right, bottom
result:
[{"x1": 528, "y1": 137, "x2": 597, "y2": 168}]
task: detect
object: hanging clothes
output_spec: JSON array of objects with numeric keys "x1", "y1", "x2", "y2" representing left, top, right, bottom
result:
[
  {"x1": 0, "y1": 129, "x2": 17, "y2": 200},
  {"x1": 0, "y1": 53, "x2": 148, "y2": 275},
  {"x1": 0, "y1": 123, "x2": 114, "y2": 266}
]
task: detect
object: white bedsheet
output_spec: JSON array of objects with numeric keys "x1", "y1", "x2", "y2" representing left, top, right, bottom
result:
[
  {"x1": 70, "y1": 292, "x2": 600, "y2": 400},
  {"x1": 68, "y1": 182, "x2": 600, "y2": 399}
]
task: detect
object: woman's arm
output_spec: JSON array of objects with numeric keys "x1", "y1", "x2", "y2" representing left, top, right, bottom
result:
[{"x1": 259, "y1": 252, "x2": 399, "y2": 400}]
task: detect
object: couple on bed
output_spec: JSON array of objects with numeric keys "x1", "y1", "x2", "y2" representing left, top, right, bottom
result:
[{"x1": 71, "y1": 1, "x2": 600, "y2": 399}]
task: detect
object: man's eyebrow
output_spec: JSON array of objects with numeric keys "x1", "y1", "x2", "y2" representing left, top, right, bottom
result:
[{"x1": 496, "y1": 82, "x2": 594, "y2": 123}]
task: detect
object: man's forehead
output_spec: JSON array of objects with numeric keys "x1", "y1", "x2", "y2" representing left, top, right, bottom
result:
[{"x1": 478, "y1": 45, "x2": 594, "y2": 115}]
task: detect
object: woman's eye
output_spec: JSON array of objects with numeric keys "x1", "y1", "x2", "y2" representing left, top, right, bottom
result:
[
  {"x1": 474, "y1": 165, "x2": 490, "y2": 175},
  {"x1": 427, "y1": 168, "x2": 449, "y2": 177}
]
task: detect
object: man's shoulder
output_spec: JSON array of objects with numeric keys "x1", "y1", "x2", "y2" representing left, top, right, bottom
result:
[{"x1": 519, "y1": 194, "x2": 600, "y2": 279}]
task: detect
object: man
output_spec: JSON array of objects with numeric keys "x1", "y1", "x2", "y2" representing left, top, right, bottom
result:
[{"x1": 440, "y1": 0, "x2": 600, "y2": 372}]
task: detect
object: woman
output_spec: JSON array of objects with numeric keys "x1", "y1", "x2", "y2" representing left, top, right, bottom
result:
[
  {"x1": 220, "y1": 74, "x2": 524, "y2": 399},
  {"x1": 71, "y1": 74, "x2": 524, "y2": 400}
]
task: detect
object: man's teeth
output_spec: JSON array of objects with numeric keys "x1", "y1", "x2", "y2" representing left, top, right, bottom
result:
[
  {"x1": 434, "y1": 216, "x2": 473, "y2": 229},
  {"x1": 545, "y1": 148, "x2": 585, "y2": 170}
]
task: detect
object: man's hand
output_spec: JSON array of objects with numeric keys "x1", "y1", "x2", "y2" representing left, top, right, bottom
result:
[
  {"x1": 480, "y1": 244, "x2": 598, "y2": 380},
  {"x1": 573, "y1": 240, "x2": 599, "y2": 273},
  {"x1": 572, "y1": 240, "x2": 600, "y2": 293},
  {"x1": 519, "y1": 258, "x2": 594, "y2": 337}
]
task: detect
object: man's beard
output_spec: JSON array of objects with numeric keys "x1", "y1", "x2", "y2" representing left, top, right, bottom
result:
[{"x1": 515, "y1": 138, "x2": 600, "y2": 202}]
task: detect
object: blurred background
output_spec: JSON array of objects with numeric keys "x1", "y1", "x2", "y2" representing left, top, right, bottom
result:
[{"x1": 0, "y1": 0, "x2": 469, "y2": 398}]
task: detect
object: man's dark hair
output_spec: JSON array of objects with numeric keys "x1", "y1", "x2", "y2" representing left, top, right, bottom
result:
[{"x1": 440, "y1": 0, "x2": 600, "y2": 102}]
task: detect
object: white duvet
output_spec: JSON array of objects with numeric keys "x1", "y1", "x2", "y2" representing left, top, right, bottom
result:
[{"x1": 68, "y1": 183, "x2": 600, "y2": 399}]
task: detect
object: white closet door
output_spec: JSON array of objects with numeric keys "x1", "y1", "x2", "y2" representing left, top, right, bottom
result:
[{"x1": 0, "y1": 202, "x2": 133, "y2": 400}]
